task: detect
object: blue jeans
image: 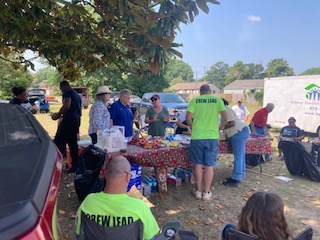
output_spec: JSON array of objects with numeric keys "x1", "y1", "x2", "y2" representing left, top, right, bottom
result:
[
  {"x1": 254, "y1": 126, "x2": 271, "y2": 159},
  {"x1": 229, "y1": 126, "x2": 249, "y2": 181}
]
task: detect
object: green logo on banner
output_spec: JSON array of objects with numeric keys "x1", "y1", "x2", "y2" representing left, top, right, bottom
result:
[{"x1": 305, "y1": 84, "x2": 320, "y2": 100}]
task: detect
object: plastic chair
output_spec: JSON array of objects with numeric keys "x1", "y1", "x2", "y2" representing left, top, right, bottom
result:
[
  {"x1": 224, "y1": 228, "x2": 259, "y2": 240},
  {"x1": 294, "y1": 227, "x2": 313, "y2": 240},
  {"x1": 224, "y1": 226, "x2": 313, "y2": 240},
  {"x1": 77, "y1": 211, "x2": 181, "y2": 240}
]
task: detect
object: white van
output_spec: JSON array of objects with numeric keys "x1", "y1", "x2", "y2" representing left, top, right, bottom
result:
[{"x1": 263, "y1": 75, "x2": 320, "y2": 137}]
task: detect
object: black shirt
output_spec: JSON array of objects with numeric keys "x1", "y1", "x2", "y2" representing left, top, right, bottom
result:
[{"x1": 62, "y1": 88, "x2": 81, "y2": 120}]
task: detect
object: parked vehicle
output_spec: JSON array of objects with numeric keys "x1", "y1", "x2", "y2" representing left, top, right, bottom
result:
[
  {"x1": 0, "y1": 103, "x2": 63, "y2": 239},
  {"x1": 73, "y1": 87, "x2": 89, "y2": 109},
  {"x1": 263, "y1": 75, "x2": 320, "y2": 137},
  {"x1": 27, "y1": 88, "x2": 50, "y2": 113},
  {"x1": 131, "y1": 92, "x2": 188, "y2": 127}
]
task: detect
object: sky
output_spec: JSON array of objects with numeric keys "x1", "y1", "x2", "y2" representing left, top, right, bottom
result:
[
  {"x1": 26, "y1": 0, "x2": 320, "y2": 79},
  {"x1": 175, "y1": 0, "x2": 320, "y2": 79}
]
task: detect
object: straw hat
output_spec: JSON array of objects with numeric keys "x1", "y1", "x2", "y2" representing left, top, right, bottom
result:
[{"x1": 96, "y1": 86, "x2": 112, "y2": 95}]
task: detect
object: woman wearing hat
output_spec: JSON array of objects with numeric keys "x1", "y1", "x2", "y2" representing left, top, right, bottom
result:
[
  {"x1": 145, "y1": 94, "x2": 169, "y2": 137},
  {"x1": 88, "y1": 86, "x2": 112, "y2": 144}
]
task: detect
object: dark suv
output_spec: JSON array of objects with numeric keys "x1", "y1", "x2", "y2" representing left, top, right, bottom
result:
[{"x1": 0, "y1": 104, "x2": 63, "y2": 239}]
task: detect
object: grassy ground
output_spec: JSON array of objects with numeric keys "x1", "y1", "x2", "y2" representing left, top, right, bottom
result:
[{"x1": 35, "y1": 102, "x2": 320, "y2": 239}]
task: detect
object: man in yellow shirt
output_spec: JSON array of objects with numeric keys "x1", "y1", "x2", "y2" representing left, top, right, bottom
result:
[
  {"x1": 186, "y1": 84, "x2": 227, "y2": 200},
  {"x1": 76, "y1": 156, "x2": 159, "y2": 239}
]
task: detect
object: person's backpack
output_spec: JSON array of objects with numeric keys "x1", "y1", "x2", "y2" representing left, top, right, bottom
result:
[
  {"x1": 245, "y1": 154, "x2": 263, "y2": 167},
  {"x1": 74, "y1": 145, "x2": 106, "y2": 201}
]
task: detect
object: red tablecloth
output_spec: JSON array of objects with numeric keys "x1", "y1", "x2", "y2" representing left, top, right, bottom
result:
[
  {"x1": 106, "y1": 137, "x2": 272, "y2": 168},
  {"x1": 219, "y1": 137, "x2": 272, "y2": 155}
]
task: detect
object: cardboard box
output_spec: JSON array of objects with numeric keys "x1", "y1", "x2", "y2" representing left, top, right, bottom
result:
[
  {"x1": 143, "y1": 175, "x2": 158, "y2": 192},
  {"x1": 141, "y1": 182, "x2": 152, "y2": 196},
  {"x1": 167, "y1": 173, "x2": 181, "y2": 187}
]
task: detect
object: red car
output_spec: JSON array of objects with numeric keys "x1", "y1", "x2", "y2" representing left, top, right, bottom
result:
[{"x1": 0, "y1": 103, "x2": 63, "y2": 239}]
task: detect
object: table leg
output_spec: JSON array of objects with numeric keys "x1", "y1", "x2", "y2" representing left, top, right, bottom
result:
[{"x1": 154, "y1": 167, "x2": 167, "y2": 192}]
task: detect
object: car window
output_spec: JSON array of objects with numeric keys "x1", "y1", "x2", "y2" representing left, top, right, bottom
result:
[
  {"x1": 28, "y1": 90, "x2": 46, "y2": 95},
  {"x1": 142, "y1": 93, "x2": 152, "y2": 102},
  {"x1": 159, "y1": 94, "x2": 186, "y2": 103}
]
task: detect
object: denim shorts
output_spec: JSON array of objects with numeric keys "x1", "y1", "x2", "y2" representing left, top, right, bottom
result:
[{"x1": 189, "y1": 139, "x2": 218, "y2": 166}]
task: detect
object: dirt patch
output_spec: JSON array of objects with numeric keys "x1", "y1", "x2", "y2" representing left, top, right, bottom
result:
[{"x1": 57, "y1": 154, "x2": 320, "y2": 239}]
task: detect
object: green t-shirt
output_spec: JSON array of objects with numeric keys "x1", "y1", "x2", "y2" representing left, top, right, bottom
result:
[
  {"x1": 76, "y1": 192, "x2": 160, "y2": 239},
  {"x1": 146, "y1": 107, "x2": 169, "y2": 137},
  {"x1": 187, "y1": 94, "x2": 226, "y2": 140}
]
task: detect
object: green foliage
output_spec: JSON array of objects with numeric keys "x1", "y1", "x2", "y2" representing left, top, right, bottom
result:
[
  {"x1": 127, "y1": 73, "x2": 169, "y2": 97},
  {"x1": 164, "y1": 59, "x2": 194, "y2": 84},
  {"x1": 254, "y1": 91, "x2": 264, "y2": 104},
  {"x1": 34, "y1": 67, "x2": 63, "y2": 89},
  {"x1": 72, "y1": 66, "x2": 123, "y2": 99},
  {"x1": 300, "y1": 67, "x2": 320, "y2": 75},
  {"x1": 204, "y1": 61, "x2": 229, "y2": 89},
  {"x1": 170, "y1": 76, "x2": 185, "y2": 86},
  {"x1": 225, "y1": 61, "x2": 264, "y2": 85},
  {"x1": 66, "y1": 66, "x2": 168, "y2": 98},
  {"x1": 265, "y1": 58, "x2": 294, "y2": 77},
  {"x1": 0, "y1": 0, "x2": 220, "y2": 80},
  {"x1": 0, "y1": 59, "x2": 33, "y2": 100}
]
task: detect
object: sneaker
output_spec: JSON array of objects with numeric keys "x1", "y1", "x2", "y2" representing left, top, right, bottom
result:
[
  {"x1": 277, "y1": 155, "x2": 284, "y2": 161},
  {"x1": 202, "y1": 191, "x2": 213, "y2": 201},
  {"x1": 192, "y1": 188, "x2": 202, "y2": 199},
  {"x1": 265, "y1": 155, "x2": 273, "y2": 162},
  {"x1": 223, "y1": 178, "x2": 240, "y2": 187}
]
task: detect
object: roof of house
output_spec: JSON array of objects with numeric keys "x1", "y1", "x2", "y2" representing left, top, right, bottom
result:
[
  {"x1": 224, "y1": 79, "x2": 264, "y2": 90},
  {"x1": 170, "y1": 81, "x2": 214, "y2": 90}
]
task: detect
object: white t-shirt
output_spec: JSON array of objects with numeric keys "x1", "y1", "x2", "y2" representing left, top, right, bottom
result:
[{"x1": 232, "y1": 105, "x2": 250, "y2": 122}]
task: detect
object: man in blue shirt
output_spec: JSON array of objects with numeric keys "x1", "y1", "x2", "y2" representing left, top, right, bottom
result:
[
  {"x1": 109, "y1": 89, "x2": 133, "y2": 141},
  {"x1": 52, "y1": 80, "x2": 82, "y2": 173}
]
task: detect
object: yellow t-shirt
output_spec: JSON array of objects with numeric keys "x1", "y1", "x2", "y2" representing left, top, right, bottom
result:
[
  {"x1": 76, "y1": 192, "x2": 159, "y2": 239},
  {"x1": 187, "y1": 94, "x2": 226, "y2": 140}
]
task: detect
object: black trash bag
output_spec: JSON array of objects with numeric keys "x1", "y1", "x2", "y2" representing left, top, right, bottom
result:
[
  {"x1": 279, "y1": 141, "x2": 320, "y2": 181},
  {"x1": 245, "y1": 154, "x2": 263, "y2": 167},
  {"x1": 74, "y1": 145, "x2": 106, "y2": 201},
  {"x1": 311, "y1": 143, "x2": 320, "y2": 166}
]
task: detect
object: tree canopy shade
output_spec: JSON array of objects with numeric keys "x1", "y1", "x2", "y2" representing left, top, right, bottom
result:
[{"x1": 0, "y1": 0, "x2": 220, "y2": 81}]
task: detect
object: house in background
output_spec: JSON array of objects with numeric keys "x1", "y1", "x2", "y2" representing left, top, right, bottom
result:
[
  {"x1": 170, "y1": 81, "x2": 220, "y2": 94},
  {"x1": 170, "y1": 81, "x2": 220, "y2": 101},
  {"x1": 223, "y1": 79, "x2": 264, "y2": 94}
]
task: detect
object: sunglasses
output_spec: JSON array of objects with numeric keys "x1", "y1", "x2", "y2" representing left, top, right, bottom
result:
[{"x1": 151, "y1": 98, "x2": 158, "y2": 102}]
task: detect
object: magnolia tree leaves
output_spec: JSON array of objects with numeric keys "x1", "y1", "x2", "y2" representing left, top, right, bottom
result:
[{"x1": 0, "y1": 0, "x2": 220, "y2": 81}]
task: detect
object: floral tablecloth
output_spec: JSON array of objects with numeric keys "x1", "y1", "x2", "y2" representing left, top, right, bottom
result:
[
  {"x1": 100, "y1": 137, "x2": 271, "y2": 192},
  {"x1": 105, "y1": 137, "x2": 272, "y2": 168},
  {"x1": 219, "y1": 137, "x2": 272, "y2": 155}
]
